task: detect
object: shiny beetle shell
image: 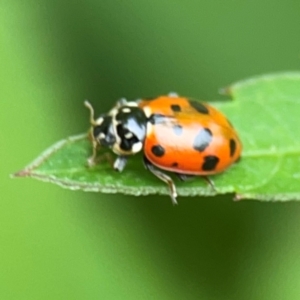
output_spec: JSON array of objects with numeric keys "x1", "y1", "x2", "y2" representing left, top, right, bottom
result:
[
  {"x1": 138, "y1": 96, "x2": 241, "y2": 175},
  {"x1": 85, "y1": 94, "x2": 242, "y2": 205}
]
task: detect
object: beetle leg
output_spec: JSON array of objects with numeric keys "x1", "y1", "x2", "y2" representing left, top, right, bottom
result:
[
  {"x1": 176, "y1": 173, "x2": 216, "y2": 194},
  {"x1": 177, "y1": 173, "x2": 216, "y2": 192},
  {"x1": 202, "y1": 176, "x2": 216, "y2": 192},
  {"x1": 176, "y1": 173, "x2": 216, "y2": 192},
  {"x1": 114, "y1": 155, "x2": 128, "y2": 172},
  {"x1": 87, "y1": 143, "x2": 114, "y2": 168},
  {"x1": 87, "y1": 139, "x2": 99, "y2": 167},
  {"x1": 176, "y1": 173, "x2": 195, "y2": 181},
  {"x1": 143, "y1": 156, "x2": 178, "y2": 205}
]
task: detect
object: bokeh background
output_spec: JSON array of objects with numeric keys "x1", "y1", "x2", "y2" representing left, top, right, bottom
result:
[{"x1": 2, "y1": 1, "x2": 300, "y2": 299}]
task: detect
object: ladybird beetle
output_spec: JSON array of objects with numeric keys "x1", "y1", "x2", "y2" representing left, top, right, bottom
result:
[{"x1": 84, "y1": 93, "x2": 242, "y2": 205}]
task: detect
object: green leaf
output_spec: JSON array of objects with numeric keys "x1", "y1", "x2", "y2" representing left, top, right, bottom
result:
[{"x1": 13, "y1": 72, "x2": 300, "y2": 201}]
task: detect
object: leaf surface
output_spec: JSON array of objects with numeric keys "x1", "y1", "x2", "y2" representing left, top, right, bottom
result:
[{"x1": 14, "y1": 72, "x2": 300, "y2": 201}]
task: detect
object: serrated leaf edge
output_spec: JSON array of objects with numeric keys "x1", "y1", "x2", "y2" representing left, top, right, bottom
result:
[{"x1": 13, "y1": 133, "x2": 88, "y2": 177}]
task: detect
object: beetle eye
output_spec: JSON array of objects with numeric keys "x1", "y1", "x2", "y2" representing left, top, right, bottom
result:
[
  {"x1": 92, "y1": 116, "x2": 116, "y2": 147},
  {"x1": 93, "y1": 125, "x2": 103, "y2": 138}
]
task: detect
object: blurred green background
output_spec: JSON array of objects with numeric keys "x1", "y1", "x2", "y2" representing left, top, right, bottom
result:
[{"x1": 2, "y1": 1, "x2": 300, "y2": 299}]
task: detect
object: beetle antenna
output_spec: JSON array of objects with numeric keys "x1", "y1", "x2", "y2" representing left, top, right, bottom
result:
[{"x1": 84, "y1": 100, "x2": 97, "y2": 126}]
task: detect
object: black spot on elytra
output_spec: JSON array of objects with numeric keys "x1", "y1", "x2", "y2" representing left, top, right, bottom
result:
[
  {"x1": 171, "y1": 162, "x2": 178, "y2": 167},
  {"x1": 188, "y1": 100, "x2": 209, "y2": 114},
  {"x1": 173, "y1": 124, "x2": 183, "y2": 136},
  {"x1": 193, "y1": 128, "x2": 212, "y2": 152},
  {"x1": 229, "y1": 139, "x2": 236, "y2": 157},
  {"x1": 151, "y1": 145, "x2": 165, "y2": 157},
  {"x1": 202, "y1": 156, "x2": 219, "y2": 171},
  {"x1": 171, "y1": 104, "x2": 181, "y2": 112}
]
